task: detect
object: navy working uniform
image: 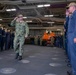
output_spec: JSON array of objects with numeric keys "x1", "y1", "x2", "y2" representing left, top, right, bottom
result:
[
  {"x1": 64, "y1": 16, "x2": 69, "y2": 55},
  {"x1": 0, "y1": 27, "x2": 2, "y2": 51},
  {"x1": 5, "y1": 30, "x2": 11, "y2": 50},
  {"x1": 1, "y1": 28, "x2": 6, "y2": 51},
  {"x1": 5, "y1": 30, "x2": 8, "y2": 50},
  {"x1": 10, "y1": 32, "x2": 14, "y2": 49},
  {"x1": 67, "y1": 10, "x2": 76, "y2": 75}
]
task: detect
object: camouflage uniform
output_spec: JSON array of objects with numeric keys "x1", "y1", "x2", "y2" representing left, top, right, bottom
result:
[{"x1": 11, "y1": 20, "x2": 29, "y2": 56}]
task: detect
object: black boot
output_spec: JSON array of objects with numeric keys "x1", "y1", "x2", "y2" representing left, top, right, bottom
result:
[
  {"x1": 18, "y1": 56, "x2": 22, "y2": 60},
  {"x1": 67, "y1": 71, "x2": 72, "y2": 75},
  {"x1": 15, "y1": 53, "x2": 19, "y2": 59}
]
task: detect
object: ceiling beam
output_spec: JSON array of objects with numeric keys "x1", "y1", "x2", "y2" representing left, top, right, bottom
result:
[
  {"x1": 34, "y1": 8, "x2": 42, "y2": 17},
  {"x1": 0, "y1": 0, "x2": 70, "y2": 5},
  {"x1": 18, "y1": 5, "x2": 37, "y2": 9},
  {"x1": 0, "y1": 1, "x2": 22, "y2": 5},
  {"x1": 29, "y1": 26, "x2": 64, "y2": 30},
  {"x1": 26, "y1": 0, "x2": 66, "y2": 3}
]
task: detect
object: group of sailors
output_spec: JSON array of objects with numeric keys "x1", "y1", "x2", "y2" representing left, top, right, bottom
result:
[
  {"x1": 0, "y1": 24, "x2": 14, "y2": 52},
  {"x1": 25, "y1": 33, "x2": 64, "y2": 48}
]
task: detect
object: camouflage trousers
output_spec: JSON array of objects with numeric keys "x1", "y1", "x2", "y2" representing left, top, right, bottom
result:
[{"x1": 14, "y1": 35, "x2": 25, "y2": 56}]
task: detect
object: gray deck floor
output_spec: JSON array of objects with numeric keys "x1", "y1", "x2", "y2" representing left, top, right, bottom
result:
[{"x1": 0, "y1": 45, "x2": 69, "y2": 75}]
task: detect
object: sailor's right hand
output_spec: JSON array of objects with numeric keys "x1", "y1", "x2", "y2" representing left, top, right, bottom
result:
[
  {"x1": 66, "y1": 10, "x2": 69, "y2": 17},
  {"x1": 14, "y1": 17, "x2": 18, "y2": 20}
]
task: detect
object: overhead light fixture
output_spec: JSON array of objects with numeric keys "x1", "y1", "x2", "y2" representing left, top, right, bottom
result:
[
  {"x1": 49, "y1": 15, "x2": 54, "y2": 17},
  {"x1": 11, "y1": 8, "x2": 16, "y2": 11},
  {"x1": 44, "y1": 4, "x2": 50, "y2": 7},
  {"x1": 44, "y1": 15, "x2": 54, "y2": 17},
  {"x1": 6, "y1": 9, "x2": 11, "y2": 11},
  {"x1": 44, "y1": 15, "x2": 49, "y2": 17},
  {"x1": 26, "y1": 21, "x2": 32, "y2": 23},
  {"x1": 37, "y1": 5, "x2": 44, "y2": 8},
  {"x1": 37, "y1": 4, "x2": 50, "y2": 8},
  {"x1": 23, "y1": 17, "x2": 27, "y2": 19},
  {"x1": 0, "y1": 19, "x2": 2, "y2": 20},
  {"x1": 57, "y1": 29, "x2": 61, "y2": 31},
  {"x1": 47, "y1": 22, "x2": 55, "y2": 24},
  {"x1": 6, "y1": 8, "x2": 16, "y2": 12}
]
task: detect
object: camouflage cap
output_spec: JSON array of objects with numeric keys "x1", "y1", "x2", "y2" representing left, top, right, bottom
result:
[{"x1": 67, "y1": 2, "x2": 76, "y2": 7}]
